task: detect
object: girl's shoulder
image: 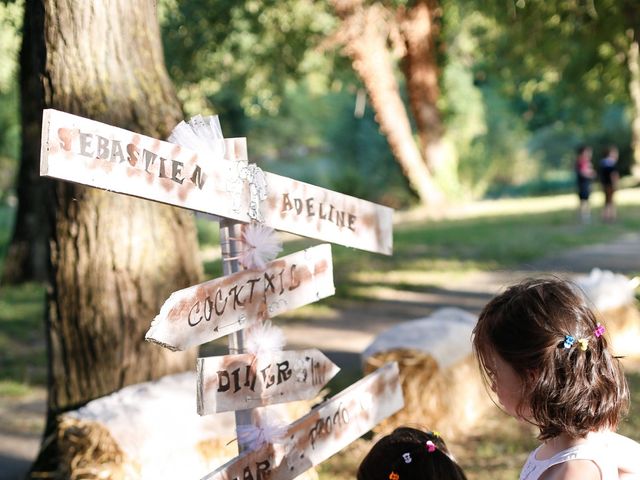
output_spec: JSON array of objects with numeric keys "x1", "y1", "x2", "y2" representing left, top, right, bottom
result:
[{"x1": 541, "y1": 459, "x2": 601, "y2": 480}]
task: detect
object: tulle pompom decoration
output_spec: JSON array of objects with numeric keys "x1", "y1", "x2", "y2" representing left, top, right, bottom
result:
[
  {"x1": 168, "y1": 114, "x2": 226, "y2": 161},
  {"x1": 239, "y1": 223, "x2": 282, "y2": 270},
  {"x1": 236, "y1": 409, "x2": 288, "y2": 451},
  {"x1": 245, "y1": 320, "x2": 286, "y2": 357}
]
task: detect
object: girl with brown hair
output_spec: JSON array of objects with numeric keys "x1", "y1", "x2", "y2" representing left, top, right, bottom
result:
[{"x1": 473, "y1": 278, "x2": 640, "y2": 479}]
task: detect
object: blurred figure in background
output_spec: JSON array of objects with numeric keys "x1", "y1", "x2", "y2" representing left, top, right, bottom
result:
[
  {"x1": 575, "y1": 145, "x2": 595, "y2": 224},
  {"x1": 599, "y1": 145, "x2": 620, "y2": 223}
]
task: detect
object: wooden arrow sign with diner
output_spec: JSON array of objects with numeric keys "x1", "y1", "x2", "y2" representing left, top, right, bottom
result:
[
  {"x1": 196, "y1": 348, "x2": 340, "y2": 414},
  {"x1": 200, "y1": 362, "x2": 403, "y2": 480},
  {"x1": 40, "y1": 109, "x2": 393, "y2": 255}
]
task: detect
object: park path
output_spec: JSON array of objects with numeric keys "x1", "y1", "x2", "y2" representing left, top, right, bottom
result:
[
  {"x1": 283, "y1": 231, "x2": 640, "y2": 365},
  {"x1": 1, "y1": 232, "x2": 640, "y2": 480}
]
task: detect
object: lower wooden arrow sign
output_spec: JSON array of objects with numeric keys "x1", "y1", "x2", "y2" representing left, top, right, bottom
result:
[
  {"x1": 197, "y1": 349, "x2": 340, "y2": 414},
  {"x1": 146, "y1": 244, "x2": 334, "y2": 351},
  {"x1": 201, "y1": 362, "x2": 403, "y2": 480}
]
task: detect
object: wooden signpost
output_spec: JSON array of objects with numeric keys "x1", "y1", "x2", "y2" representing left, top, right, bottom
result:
[
  {"x1": 201, "y1": 362, "x2": 403, "y2": 480},
  {"x1": 40, "y1": 108, "x2": 402, "y2": 480},
  {"x1": 196, "y1": 349, "x2": 340, "y2": 414},
  {"x1": 40, "y1": 109, "x2": 393, "y2": 255},
  {"x1": 146, "y1": 244, "x2": 335, "y2": 351}
]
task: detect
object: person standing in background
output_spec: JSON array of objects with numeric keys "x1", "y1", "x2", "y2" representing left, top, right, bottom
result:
[
  {"x1": 575, "y1": 145, "x2": 595, "y2": 224},
  {"x1": 599, "y1": 145, "x2": 620, "y2": 223}
]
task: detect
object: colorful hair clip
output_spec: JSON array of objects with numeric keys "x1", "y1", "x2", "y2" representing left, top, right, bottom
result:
[
  {"x1": 578, "y1": 338, "x2": 589, "y2": 351},
  {"x1": 563, "y1": 335, "x2": 575, "y2": 349},
  {"x1": 426, "y1": 440, "x2": 436, "y2": 453},
  {"x1": 432, "y1": 431, "x2": 440, "y2": 438},
  {"x1": 594, "y1": 324, "x2": 605, "y2": 338},
  {"x1": 389, "y1": 472, "x2": 400, "y2": 480}
]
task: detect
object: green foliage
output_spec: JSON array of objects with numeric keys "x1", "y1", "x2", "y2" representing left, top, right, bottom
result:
[
  {"x1": 248, "y1": 82, "x2": 415, "y2": 208},
  {"x1": 0, "y1": 0, "x2": 22, "y2": 202},
  {"x1": 160, "y1": 0, "x2": 337, "y2": 125}
]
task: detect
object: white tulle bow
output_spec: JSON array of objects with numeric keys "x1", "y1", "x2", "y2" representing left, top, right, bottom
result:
[
  {"x1": 239, "y1": 223, "x2": 283, "y2": 270},
  {"x1": 245, "y1": 320, "x2": 286, "y2": 357},
  {"x1": 168, "y1": 114, "x2": 226, "y2": 162},
  {"x1": 236, "y1": 410, "x2": 288, "y2": 451}
]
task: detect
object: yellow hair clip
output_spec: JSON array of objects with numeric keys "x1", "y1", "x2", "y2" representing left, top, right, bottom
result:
[{"x1": 577, "y1": 338, "x2": 589, "y2": 351}]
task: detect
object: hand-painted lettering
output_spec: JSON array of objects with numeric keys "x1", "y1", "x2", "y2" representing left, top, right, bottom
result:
[{"x1": 281, "y1": 194, "x2": 357, "y2": 232}]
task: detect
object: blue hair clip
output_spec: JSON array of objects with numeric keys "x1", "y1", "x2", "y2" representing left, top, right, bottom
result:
[{"x1": 563, "y1": 335, "x2": 575, "y2": 349}]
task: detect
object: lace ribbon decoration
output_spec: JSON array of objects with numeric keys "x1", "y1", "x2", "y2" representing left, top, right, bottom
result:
[{"x1": 228, "y1": 160, "x2": 268, "y2": 223}]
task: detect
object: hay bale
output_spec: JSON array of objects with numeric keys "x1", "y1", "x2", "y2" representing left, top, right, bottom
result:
[
  {"x1": 575, "y1": 269, "x2": 640, "y2": 358},
  {"x1": 362, "y1": 308, "x2": 495, "y2": 441},
  {"x1": 58, "y1": 372, "x2": 317, "y2": 479}
]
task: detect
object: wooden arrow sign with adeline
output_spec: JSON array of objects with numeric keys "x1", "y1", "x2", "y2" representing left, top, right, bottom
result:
[{"x1": 196, "y1": 349, "x2": 340, "y2": 414}]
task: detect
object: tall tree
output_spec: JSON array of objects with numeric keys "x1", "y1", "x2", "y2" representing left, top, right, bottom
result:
[
  {"x1": 26, "y1": 0, "x2": 203, "y2": 475},
  {"x1": 1, "y1": 0, "x2": 50, "y2": 285},
  {"x1": 330, "y1": 0, "x2": 446, "y2": 206}
]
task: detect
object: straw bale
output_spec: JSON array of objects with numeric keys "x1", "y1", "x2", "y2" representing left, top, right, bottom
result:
[
  {"x1": 57, "y1": 372, "x2": 318, "y2": 479},
  {"x1": 597, "y1": 303, "x2": 640, "y2": 358},
  {"x1": 58, "y1": 416, "x2": 139, "y2": 480},
  {"x1": 364, "y1": 348, "x2": 494, "y2": 440}
]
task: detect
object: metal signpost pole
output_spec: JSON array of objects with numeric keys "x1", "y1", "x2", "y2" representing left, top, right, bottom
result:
[{"x1": 219, "y1": 218, "x2": 253, "y2": 452}]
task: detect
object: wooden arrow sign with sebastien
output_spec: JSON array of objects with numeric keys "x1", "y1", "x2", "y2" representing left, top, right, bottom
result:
[
  {"x1": 40, "y1": 109, "x2": 393, "y2": 255},
  {"x1": 145, "y1": 244, "x2": 334, "y2": 351},
  {"x1": 200, "y1": 362, "x2": 403, "y2": 480},
  {"x1": 196, "y1": 349, "x2": 340, "y2": 414}
]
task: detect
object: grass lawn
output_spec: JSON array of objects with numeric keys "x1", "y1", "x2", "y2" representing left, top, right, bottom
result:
[{"x1": 1, "y1": 190, "x2": 640, "y2": 478}]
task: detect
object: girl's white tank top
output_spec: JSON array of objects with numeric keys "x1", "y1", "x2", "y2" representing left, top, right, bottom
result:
[{"x1": 519, "y1": 442, "x2": 618, "y2": 480}]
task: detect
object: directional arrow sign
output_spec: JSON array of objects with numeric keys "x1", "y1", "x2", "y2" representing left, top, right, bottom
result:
[
  {"x1": 201, "y1": 362, "x2": 403, "y2": 480},
  {"x1": 40, "y1": 109, "x2": 393, "y2": 255},
  {"x1": 146, "y1": 244, "x2": 334, "y2": 351},
  {"x1": 196, "y1": 349, "x2": 340, "y2": 414}
]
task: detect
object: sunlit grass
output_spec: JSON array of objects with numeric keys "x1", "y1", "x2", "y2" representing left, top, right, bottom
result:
[{"x1": 0, "y1": 283, "x2": 47, "y2": 386}]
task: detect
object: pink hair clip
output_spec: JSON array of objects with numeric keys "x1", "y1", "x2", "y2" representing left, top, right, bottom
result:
[
  {"x1": 426, "y1": 440, "x2": 436, "y2": 453},
  {"x1": 594, "y1": 324, "x2": 605, "y2": 338}
]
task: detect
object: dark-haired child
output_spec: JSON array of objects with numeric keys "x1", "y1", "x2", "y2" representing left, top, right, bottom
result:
[
  {"x1": 357, "y1": 427, "x2": 467, "y2": 480},
  {"x1": 473, "y1": 277, "x2": 640, "y2": 480}
]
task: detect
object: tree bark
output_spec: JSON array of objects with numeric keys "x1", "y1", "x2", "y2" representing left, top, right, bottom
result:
[
  {"x1": 29, "y1": 0, "x2": 203, "y2": 476},
  {"x1": 398, "y1": 0, "x2": 448, "y2": 174},
  {"x1": 331, "y1": 0, "x2": 444, "y2": 207},
  {"x1": 627, "y1": 30, "x2": 640, "y2": 180},
  {"x1": 1, "y1": 0, "x2": 51, "y2": 285}
]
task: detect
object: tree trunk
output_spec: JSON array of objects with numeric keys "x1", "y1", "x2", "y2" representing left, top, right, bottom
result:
[
  {"x1": 627, "y1": 30, "x2": 640, "y2": 180},
  {"x1": 398, "y1": 0, "x2": 448, "y2": 174},
  {"x1": 29, "y1": 0, "x2": 203, "y2": 476},
  {"x1": 1, "y1": 0, "x2": 51, "y2": 285},
  {"x1": 331, "y1": 0, "x2": 444, "y2": 207}
]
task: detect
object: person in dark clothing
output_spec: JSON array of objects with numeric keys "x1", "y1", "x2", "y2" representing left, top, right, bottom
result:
[
  {"x1": 575, "y1": 145, "x2": 595, "y2": 224},
  {"x1": 599, "y1": 146, "x2": 619, "y2": 222}
]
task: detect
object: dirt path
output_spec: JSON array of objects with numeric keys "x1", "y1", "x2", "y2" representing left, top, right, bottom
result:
[{"x1": 2, "y1": 232, "x2": 640, "y2": 479}]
